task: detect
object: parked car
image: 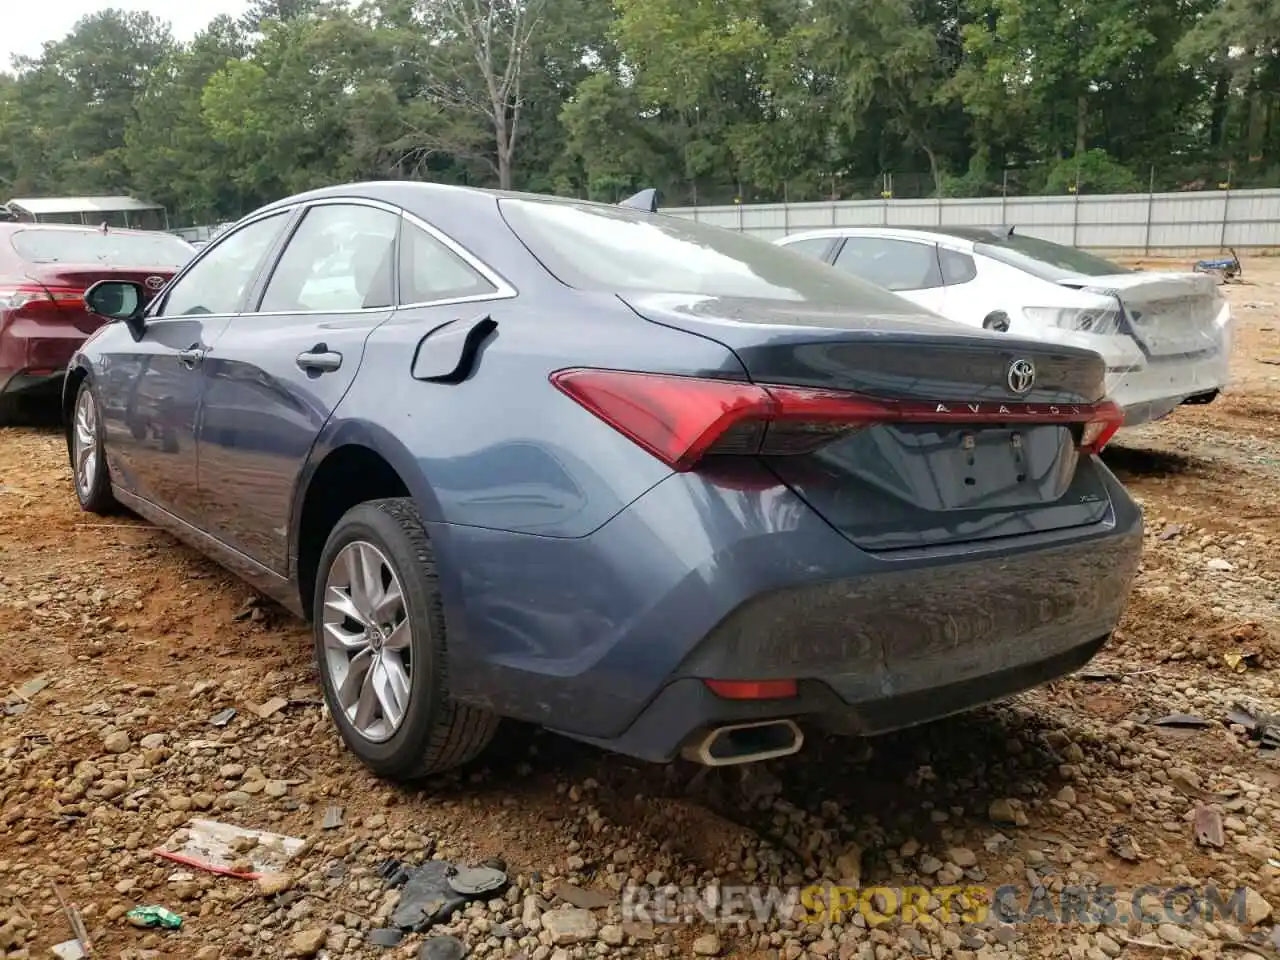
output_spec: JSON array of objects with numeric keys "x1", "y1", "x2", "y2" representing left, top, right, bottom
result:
[
  {"x1": 0, "y1": 223, "x2": 194, "y2": 421},
  {"x1": 775, "y1": 226, "x2": 1233, "y2": 426},
  {"x1": 66, "y1": 183, "x2": 1142, "y2": 780}
]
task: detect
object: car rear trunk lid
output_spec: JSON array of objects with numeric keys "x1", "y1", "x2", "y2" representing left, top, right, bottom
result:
[
  {"x1": 1058, "y1": 271, "x2": 1223, "y2": 358},
  {"x1": 622, "y1": 293, "x2": 1118, "y2": 551}
]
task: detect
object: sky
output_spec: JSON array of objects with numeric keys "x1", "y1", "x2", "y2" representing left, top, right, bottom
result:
[{"x1": 1, "y1": 0, "x2": 251, "y2": 70}]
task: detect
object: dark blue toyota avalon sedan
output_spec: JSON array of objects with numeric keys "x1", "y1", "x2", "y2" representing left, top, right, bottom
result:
[{"x1": 63, "y1": 182, "x2": 1142, "y2": 779}]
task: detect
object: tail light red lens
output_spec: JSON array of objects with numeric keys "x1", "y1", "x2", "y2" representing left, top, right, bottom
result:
[
  {"x1": 0, "y1": 283, "x2": 84, "y2": 316},
  {"x1": 1079, "y1": 400, "x2": 1124, "y2": 454},
  {"x1": 551, "y1": 368, "x2": 1126, "y2": 470}
]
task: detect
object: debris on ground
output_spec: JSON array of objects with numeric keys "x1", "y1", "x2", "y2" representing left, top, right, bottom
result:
[
  {"x1": 1194, "y1": 805, "x2": 1225, "y2": 847},
  {"x1": 125, "y1": 906, "x2": 182, "y2": 930},
  {"x1": 1228, "y1": 703, "x2": 1280, "y2": 749},
  {"x1": 1107, "y1": 825, "x2": 1143, "y2": 861},
  {"x1": 388, "y1": 860, "x2": 508, "y2": 932},
  {"x1": 51, "y1": 940, "x2": 87, "y2": 960},
  {"x1": 154, "y1": 819, "x2": 305, "y2": 878}
]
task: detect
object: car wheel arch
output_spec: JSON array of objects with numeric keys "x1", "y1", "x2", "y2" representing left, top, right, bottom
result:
[
  {"x1": 62, "y1": 362, "x2": 93, "y2": 452},
  {"x1": 289, "y1": 423, "x2": 453, "y2": 622}
]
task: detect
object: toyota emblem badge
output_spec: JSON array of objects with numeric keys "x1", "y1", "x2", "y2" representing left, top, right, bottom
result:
[
  {"x1": 1006, "y1": 358, "x2": 1036, "y2": 395},
  {"x1": 144, "y1": 275, "x2": 166, "y2": 291}
]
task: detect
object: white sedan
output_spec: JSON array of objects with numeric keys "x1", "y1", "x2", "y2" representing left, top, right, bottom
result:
[{"x1": 775, "y1": 226, "x2": 1233, "y2": 427}]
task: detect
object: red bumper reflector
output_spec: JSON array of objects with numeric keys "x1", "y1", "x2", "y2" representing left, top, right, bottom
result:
[{"x1": 704, "y1": 679, "x2": 798, "y2": 700}]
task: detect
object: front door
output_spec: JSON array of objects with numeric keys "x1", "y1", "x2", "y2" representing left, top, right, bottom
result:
[
  {"x1": 99, "y1": 210, "x2": 294, "y2": 523},
  {"x1": 196, "y1": 200, "x2": 400, "y2": 572}
]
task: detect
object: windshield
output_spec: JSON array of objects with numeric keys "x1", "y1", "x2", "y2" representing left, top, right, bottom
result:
[
  {"x1": 976, "y1": 234, "x2": 1129, "y2": 281},
  {"x1": 11, "y1": 229, "x2": 194, "y2": 268},
  {"x1": 499, "y1": 198, "x2": 924, "y2": 311}
]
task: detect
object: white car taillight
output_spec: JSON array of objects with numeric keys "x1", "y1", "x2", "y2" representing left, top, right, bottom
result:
[{"x1": 1023, "y1": 306, "x2": 1122, "y2": 335}]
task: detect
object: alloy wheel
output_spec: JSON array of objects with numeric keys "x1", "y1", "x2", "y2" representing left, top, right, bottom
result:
[
  {"x1": 321, "y1": 540, "x2": 413, "y2": 742},
  {"x1": 73, "y1": 388, "x2": 99, "y2": 497}
]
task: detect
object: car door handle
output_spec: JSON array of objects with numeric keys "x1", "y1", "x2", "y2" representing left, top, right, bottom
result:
[
  {"x1": 177, "y1": 345, "x2": 203, "y2": 369},
  {"x1": 296, "y1": 347, "x2": 343, "y2": 373}
]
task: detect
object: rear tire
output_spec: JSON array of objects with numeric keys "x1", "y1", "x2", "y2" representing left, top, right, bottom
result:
[
  {"x1": 69, "y1": 380, "x2": 117, "y2": 514},
  {"x1": 312, "y1": 497, "x2": 498, "y2": 779}
]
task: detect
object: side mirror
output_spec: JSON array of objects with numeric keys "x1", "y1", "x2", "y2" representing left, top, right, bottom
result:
[{"x1": 84, "y1": 280, "x2": 147, "y2": 339}]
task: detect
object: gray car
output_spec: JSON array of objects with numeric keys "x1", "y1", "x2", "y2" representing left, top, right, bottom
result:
[{"x1": 64, "y1": 182, "x2": 1143, "y2": 779}]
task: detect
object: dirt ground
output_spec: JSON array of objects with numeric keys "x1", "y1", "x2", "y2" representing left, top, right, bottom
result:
[{"x1": 1, "y1": 259, "x2": 1279, "y2": 960}]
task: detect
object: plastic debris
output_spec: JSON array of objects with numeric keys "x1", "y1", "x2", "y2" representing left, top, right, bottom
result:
[
  {"x1": 322, "y1": 805, "x2": 345, "y2": 830},
  {"x1": 1224, "y1": 651, "x2": 1264, "y2": 673},
  {"x1": 390, "y1": 860, "x2": 510, "y2": 932},
  {"x1": 51, "y1": 941, "x2": 87, "y2": 960},
  {"x1": 126, "y1": 906, "x2": 182, "y2": 930},
  {"x1": 1194, "y1": 806, "x2": 1225, "y2": 847},
  {"x1": 1151, "y1": 713, "x2": 1212, "y2": 729},
  {"x1": 154, "y1": 819, "x2": 305, "y2": 879},
  {"x1": 447, "y1": 865, "x2": 506, "y2": 897},
  {"x1": 1227, "y1": 703, "x2": 1280, "y2": 749},
  {"x1": 209, "y1": 707, "x2": 236, "y2": 727}
]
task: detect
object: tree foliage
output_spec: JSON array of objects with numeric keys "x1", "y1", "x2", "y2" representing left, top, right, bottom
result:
[{"x1": 0, "y1": 0, "x2": 1276, "y2": 221}]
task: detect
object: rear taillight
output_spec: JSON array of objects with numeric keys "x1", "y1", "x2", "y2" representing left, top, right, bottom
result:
[
  {"x1": 0, "y1": 283, "x2": 84, "y2": 315},
  {"x1": 1079, "y1": 403, "x2": 1124, "y2": 454},
  {"x1": 551, "y1": 368, "x2": 1125, "y2": 470}
]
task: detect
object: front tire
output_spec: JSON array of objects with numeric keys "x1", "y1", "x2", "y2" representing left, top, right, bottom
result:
[
  {"x1": 70, "y1": 380, "x2": 116, "y2": 514},
  {"x1": 312, "y1": 498, "x2": 498, "y2": 779}
]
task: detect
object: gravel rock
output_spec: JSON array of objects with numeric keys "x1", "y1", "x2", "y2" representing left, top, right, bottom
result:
[
  {"x1": 692, "y1": 933, "x2": 722, "y2": 956},
  {"x1": 288, "y1": 927, "x2": 327, "y2": 957},
  {"x1": 542, "y1": 907, "x2": 598, "y2": 945}
]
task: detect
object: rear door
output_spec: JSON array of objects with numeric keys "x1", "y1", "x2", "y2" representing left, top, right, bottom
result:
[
  {"x1": 98, "y1": 211, "x2": 294, "y2": 522},
  {"x1": 195, "y1": 200, "x2": 400, "y2": 572},
  {"x1": 830, "y1": 236, "x2": 949, "y2": 315}
]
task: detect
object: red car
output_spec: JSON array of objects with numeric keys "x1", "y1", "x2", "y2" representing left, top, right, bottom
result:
[{"x1": 0, "y1": 223, "x2": 195, "y2": 421}]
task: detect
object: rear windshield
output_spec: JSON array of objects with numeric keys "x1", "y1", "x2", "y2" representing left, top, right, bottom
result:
[
  {"x1": 976, "y1": 234, "x2": 1129, "y2": 281},
  {"x1": 10, "y1": 229, "x2": 194, "y2": 268},
  {"x1": 499, "y1": 197, "x2": 924, "y2": 311}
]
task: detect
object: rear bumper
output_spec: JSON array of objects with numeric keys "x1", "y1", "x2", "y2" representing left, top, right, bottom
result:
[
  {"x1": 1110, "y1": 349, "x2": 1230, "y2": 426},
  {"x1": 583, "y1": 636, "x2": 1109, "y2": 762},
  {"x1": 438, "y1": 460, "x2": 1143, "y2": 762},
  {"x1": 0, "y1": 316, "x2": 91, "y2": 396}
]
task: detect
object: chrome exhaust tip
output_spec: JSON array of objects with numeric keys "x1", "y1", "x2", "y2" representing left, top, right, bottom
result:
[{"x1": 681, "y1": 719, "x2": 804, "y2": 766}]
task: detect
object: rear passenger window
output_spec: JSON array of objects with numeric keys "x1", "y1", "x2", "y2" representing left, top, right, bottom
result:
[
  {"x1": 833, "y1": 238, "x2": 942, "y2": 291},
  {"x1": 939, "y1": 247, "x2": 978, "y2": 284},
  {"x1": 399, "y1": 222, "x2": 497, "y2": 304},
  {"x1": 781, "y1": 237, "x2": 834, "y2": 261},
  {"x1": 259, "y1": 204, "x2": 399, "y2": 313}
]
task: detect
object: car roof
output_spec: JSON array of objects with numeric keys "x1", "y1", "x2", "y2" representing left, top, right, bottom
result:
[
  {"x1": 0, "y1": 221, "x2": 189, "y2": 243},
  {"x1": 780, "y1": 225, "x2": 1024, "y2": 248},
  {"x1": 254, "y1": 180, "x2": 621, "y2": 221}
]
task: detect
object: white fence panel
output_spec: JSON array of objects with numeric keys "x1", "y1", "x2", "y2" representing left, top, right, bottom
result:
[{"x1": 662, "y1": 187, "x2": 1280, "y2": 254}]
